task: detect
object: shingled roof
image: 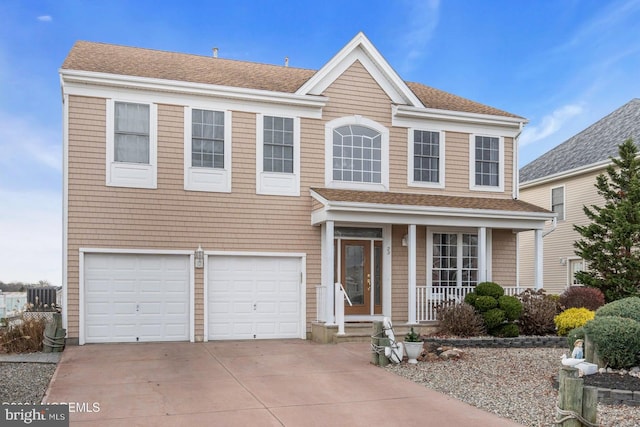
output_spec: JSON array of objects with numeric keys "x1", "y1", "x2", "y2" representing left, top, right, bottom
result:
[
  {"x1": 312, "y1": 188, "x2": 551, "y2": 214},
  {"x1": 61, "y1": 40, "x2": 521, "y2": 119},
  {"x1": 520, "y1": 99, "x2": 640, "y2": 184}
]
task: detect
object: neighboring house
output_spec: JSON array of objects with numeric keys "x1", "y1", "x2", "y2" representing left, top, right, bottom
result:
[
  {"x1": 60, "y1": 33, "x2": 553, "y2": 345},
  {"x1": 0, "y1": 292, "x2": 27, "y2": 319},
  {"x1": 518, "y1": 99, "x2": 640, "y2": 294}
]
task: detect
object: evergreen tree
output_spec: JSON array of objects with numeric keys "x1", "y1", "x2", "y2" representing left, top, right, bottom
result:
[{"x1": 574, "y1": 138, "x2": 640, "y2": 302}]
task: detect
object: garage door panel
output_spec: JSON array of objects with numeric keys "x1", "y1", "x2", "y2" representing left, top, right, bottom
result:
[
  {"x1": 84, "y1": 254, "x2": 190, "y2": 343},
  {"x1": 208, "y1": 255, "x2": 302, "y2": 340}
]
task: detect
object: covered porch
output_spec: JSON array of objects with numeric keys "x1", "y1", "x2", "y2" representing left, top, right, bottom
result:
[{"x1": 309, "y1": 188, "x2": 554, "y2": 342}]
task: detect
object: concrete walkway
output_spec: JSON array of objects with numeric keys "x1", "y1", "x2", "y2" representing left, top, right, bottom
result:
[{"x1": 44, "y1": 341, "x2": 525, "y2": 426}]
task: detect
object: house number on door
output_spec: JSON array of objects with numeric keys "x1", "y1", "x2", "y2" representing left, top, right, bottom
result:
[{"x1": 253, "y1": 303, "x2": 257, "y2": 311}]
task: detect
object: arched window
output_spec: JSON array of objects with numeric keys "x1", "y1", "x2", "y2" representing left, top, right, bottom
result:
[
  {"x1": 325, "y1": 116, "x2": 388, "y2": 190},
  {"x1": 332, "y1": 125, "x2": 382, "y2": 183}
]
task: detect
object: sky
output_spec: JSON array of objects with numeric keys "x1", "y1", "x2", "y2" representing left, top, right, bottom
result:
[{"x1": 1, "y1": 0, "x2": 640, "y2": 285}]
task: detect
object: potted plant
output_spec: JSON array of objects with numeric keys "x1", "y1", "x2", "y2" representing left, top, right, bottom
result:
[{"x1": 403, "y1": 327, "x2": 423, "y2": 364}]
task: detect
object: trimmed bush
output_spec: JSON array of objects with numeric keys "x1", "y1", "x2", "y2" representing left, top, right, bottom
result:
[
  {"x1": 436, "y1": 302, "x2": 486, "y2": 337},
  {"x1": 559, "y1": 286, "x2": 605, "y2": 311},
  {"x1": 517, "y1": 288, "x2": 558, "y2": 335},
  {"x1": 475, "y1": 282, "x2": 505, "y2": 299},
  {"x1": 498, "y1": 295, "x2": 523, "y2": 321},
  {"x1": 475, "y1": 295, "x2": 498, "y2": 312},
  {"x1": 567, "y1": 327, "x2": 585, "y2": 350},
  {"x1": 483, "y1": 308, "x2": 506, "y2": 330},
  {"x1": 583, "y1": 316, "x2": 640, "y2": 369},
  {"x1": 554, "y1": 307, "x2": 595, "y2": 336},
  {"x1": 494, "y1": 323, "x2": 519, "y2": 338},
  {"x1": 595, "y1": 296, "x2": 640, "y2": 323},
  {"x1": 464, "y1": 292, "x2": 479, "y2": 306}
]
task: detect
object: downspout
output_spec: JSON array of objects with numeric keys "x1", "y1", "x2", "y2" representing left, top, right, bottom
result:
[
  {"x1": 543, "y1": 216, "x2": 558, "y2": 238},
  {"x1": 513, "y1": 121, "x2": 524, "y2": 200}
]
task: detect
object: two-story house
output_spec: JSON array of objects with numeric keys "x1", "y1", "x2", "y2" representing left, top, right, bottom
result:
[
  {"x1": 60, "y1": 33, "x2": 553, "y2": 345},
  {"x1": 518, "y1": 99, "x2": 640, "y2": 294}
]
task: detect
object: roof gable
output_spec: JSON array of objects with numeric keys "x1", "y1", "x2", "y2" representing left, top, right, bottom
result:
[
  {"x1": 295, "y1": 32, "x2": 424, "y2": 107},
  {"x1": 520, "y1": 99, "x2": 640, "y2": 184}
]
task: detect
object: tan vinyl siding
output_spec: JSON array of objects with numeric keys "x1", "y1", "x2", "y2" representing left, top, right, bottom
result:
[
  {"x1": 66, "y1": 96, "x2": 322, "y2": 340},
  {"x1": 491, "y1": 229, "x2": 517, "y2": 286},
  {"x1": 518, "y1": 168, "x2": 606, "y2": 294},
  {"x1": 66, "y1": 59, "x2": 520, "y2": 340}
]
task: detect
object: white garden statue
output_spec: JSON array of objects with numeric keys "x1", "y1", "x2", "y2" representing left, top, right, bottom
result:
[{"x1": 382, "y1": 317, "x2": 404, "y2": 364}]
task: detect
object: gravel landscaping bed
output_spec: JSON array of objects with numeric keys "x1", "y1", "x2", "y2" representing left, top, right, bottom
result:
[
  {"x1": 0, "y1": 363, "x2": 57, "y2": 404},
  {"x1": 385, "y1": 347, "x2": 640, "y2": 427}
]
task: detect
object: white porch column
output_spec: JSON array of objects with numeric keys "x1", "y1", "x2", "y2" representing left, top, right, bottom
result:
[
  {"x1": 534, "y1": 229, "x2": 543, "y2": 289},
  {"x1": 478, "y1": 227, "x2": 487, "y2": 283},
  {"x1": 407, "y1": 224, "x2": 417, "y2": 324},
  {"x1": 324, "y1": 221, "x2": 335, "y2": 324}
]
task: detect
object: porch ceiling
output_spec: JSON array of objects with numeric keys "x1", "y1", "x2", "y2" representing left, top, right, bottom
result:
[{"x1": 310, "y1": 187, "x2": 555, "y2": 230}]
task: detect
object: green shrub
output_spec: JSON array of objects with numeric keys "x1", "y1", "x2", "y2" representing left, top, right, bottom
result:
[
  {"x1": 483, "y1": 308, "x2": 506, "y2": 330},
  {"x1": 554, "y1": 307, "x2": 595, "y2": 336},
  {"x1": 475, "y1": 295, "x2": 498, "y2": 312},
  {"x1": 567, "y1": 327, "x2": 585, "y2": 350},
  {"x1": 559, "y1": 286, "x2": 605, "y2": 311},
  {"x1": 595, "y1": 296, "x2": 640, "y2": 323},
  {"x1": 494, "y1": 323, "x2": 519, "y2": 337},
  {"x1": 583, "y1": 316, "x2": 640, "y2": 369},
  {"x1": 498, "y1": 295, "x2": 523, "y2": 321},
  {"x1": 464, "y1": 292, "x2": 478, "y2": 306},
  {"x1": 475, "y1": 282, "x2": 505, "y2": 299},
  {"x1": 517, "y1": 289, "x2": 558, "y2": 335},
  {"x1": 436, "y1": 302, "x2": 486, "y2": 337}
]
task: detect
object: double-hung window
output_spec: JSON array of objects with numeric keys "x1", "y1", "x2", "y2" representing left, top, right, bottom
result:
[
  {"x1": 106, "y1": 100, "x2": 157, "y2": 188},
  {"x1": 263, "y1": 116, "x2": 294, "y2": 173},
  {"x1": 409, "y1": 129, "x2": 444, "y2": 187},
  {"x1": 470, "y1": 135, "x2": 504, "y2": 192},
  {"x1": 551, "y1": 186, "x2": 565, "y2": 221},
  {"x1": 184, "y1": 107, "x2": 231, "y2": 192},
  {"x1": 256, "y1": 114, "x2": 300, "y2": 196},
  {"x1": 430, "y1": 232, "x2": 478, "y2": 288}
]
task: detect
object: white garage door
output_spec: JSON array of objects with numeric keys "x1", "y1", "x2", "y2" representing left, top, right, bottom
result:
[
  {"x1": 84, "y1": 254, "x2": 190, "y2": 343},
  {"x1": 208, "y1": 256, "x2": 302, "y2": 340}
]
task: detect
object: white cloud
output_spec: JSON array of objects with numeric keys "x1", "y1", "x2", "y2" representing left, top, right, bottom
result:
[
  {"x1": 0, "y1": 188, "x2": 61, "y2": 285},
  {"x1": 37, "y1": 15, "x2": 52, "y2": 22},
  {"x1": 398, "y1": 0, "x2": 440, "y2": 71},
  {"x1": 520, "y1": 104, "x2": 584, "y2": 147},
  {"x1": 0, "y1": 113, "x2": 61, "y2": 172}
]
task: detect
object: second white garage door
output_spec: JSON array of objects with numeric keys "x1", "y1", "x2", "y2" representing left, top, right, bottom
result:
[{"x1": 208, "y1": 255, "x2": 303, "y2": 340}]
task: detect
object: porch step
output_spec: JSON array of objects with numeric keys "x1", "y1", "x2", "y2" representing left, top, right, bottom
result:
[{"x1": 311, "y1": 322, "x2": 440, "y2": 344}]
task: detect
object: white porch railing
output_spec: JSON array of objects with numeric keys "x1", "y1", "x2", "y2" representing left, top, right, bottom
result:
[
  {"x1": 315, "y1": 285, "x2": 327, "y2": 322},
  {"x1": 317, "y1": 283, "x2": 525, "y2": 323},
  {"x1": 416, "y1": 285, "x2": 524, "y2": 321}
]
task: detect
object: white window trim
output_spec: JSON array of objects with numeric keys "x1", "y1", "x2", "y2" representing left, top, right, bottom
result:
[
  {"x1": 551, "y1": 185, "x2": 566, "y2": 221},
  {"x1": 566, "y1": 256, "x2": 585, "y2": 287},
  {"x1": 325, "y1": 115, "x2": 390, "y2": 191},
  {"x1": 183, "y1": 107, "x2": 232, "y2": 193},
  {"x1": 469, "y1": 134, "x2": 504, "y2": 193},
  {"x1": 426, "y1": 227, "x2": 490, "y2": 288},
  {"x1": 408, "y1": 128, "x2": 445, "y2": 189},
  {"x1": 106, "y1": 99, "x2": 157, "y2": 189},
  {"x1": 256, "y1": 114, "x2": 300, "y2": 196}
]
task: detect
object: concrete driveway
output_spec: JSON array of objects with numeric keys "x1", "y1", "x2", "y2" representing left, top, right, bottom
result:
[{"x1": 44, "y1": 340, "x2": 524, "y2": 426}]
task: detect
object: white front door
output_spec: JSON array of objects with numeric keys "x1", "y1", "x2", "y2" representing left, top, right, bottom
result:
[
  {"x1": 84, "y1": 254, "x2": 190, "y2": 343},
  {"x1": 208, "y1": 255, "x2": 303, "y2": 340}
]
